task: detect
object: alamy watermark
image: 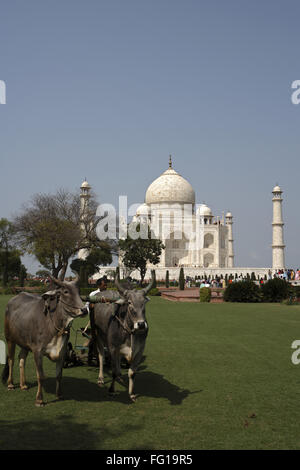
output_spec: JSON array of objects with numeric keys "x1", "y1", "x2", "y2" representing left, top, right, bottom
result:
[
  {"x1": 291, "y1": 340, "x2": 300, "y2": 364},
  {"x1": 291, "y1": 80, "x2": 300, "y2": 105},
  {"x1": 0, "y1": 80, "x2": 6, "y2": 104},
  {"x1": 95, "y1": 196, "x2": 215, "y2": 249}
]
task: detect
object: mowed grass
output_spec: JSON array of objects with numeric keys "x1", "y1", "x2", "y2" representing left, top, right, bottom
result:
[{"x1": 1, "y1": 294, "x2": 300, "y2": 449}]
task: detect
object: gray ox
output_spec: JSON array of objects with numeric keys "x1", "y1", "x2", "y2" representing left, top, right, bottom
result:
[
  {"x1": 1, "y1": 275, "x2": 87, "y2": 406},
  {"x1": 90, "y1": 270, "x2": 155, "y2": 402}
]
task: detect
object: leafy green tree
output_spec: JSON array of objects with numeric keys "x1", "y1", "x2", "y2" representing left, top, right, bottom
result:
[
  {"x1": 19, "y1": 264, "x2": 27, "y2": 287},
  {"x1": 166, "y1": 270, "x2": 169, "y2": 288},
  {"x1": 0, "y1": 249, "x2": 23, "y2": 286},
  {"x1": 36, "y1": 269, "x2": 51, "y2": 278},
  {"x1": 223, "y1": 280, "x2": 261, "y2": 303},
  {"x1": 179, "y1": 267, "x2": 185, "y2": 290},
  {"x1": 118, "y1": 223, "x2": 164, "y2": 286},
  {"x1": 261, "y1": 278, "x2": 292, "y2": 302},
  {"x1": 0, "y1": 218, "x2": 22, "y2": 286},
  {"x1": 70, "y1": 245, "x2": 112, "y2": 287}
]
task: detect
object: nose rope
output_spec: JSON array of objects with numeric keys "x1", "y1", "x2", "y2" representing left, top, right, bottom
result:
[{"x1": 114, "y1": 314, "x2": 134, "y2": 335}]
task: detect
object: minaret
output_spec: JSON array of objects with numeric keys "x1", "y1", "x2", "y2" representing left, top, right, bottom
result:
[
  {"x1": 80, "y1": 178, "x2": 91, "y2": 217},
  {"x1": 78, "y1": 179, "x2": 91, "y2": 260},
  {"x1": 272, "y1": 185, "x2": 285, "y2": 270},
  {"x1": 226, "y1": 212, "x2": 234, "y2": 268}
]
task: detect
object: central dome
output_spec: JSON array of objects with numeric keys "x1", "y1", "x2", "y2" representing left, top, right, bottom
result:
[{"x1": 145, "y1": 158, "x2": 195, "y2": 205}]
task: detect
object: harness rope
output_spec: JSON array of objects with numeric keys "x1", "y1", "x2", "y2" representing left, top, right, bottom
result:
[
  {"x1": 46, "y1": 296, "x2": 83, "y2": 337},
  {"x1": 114, "y1": 313, "x2": 134, "y2": 335}
]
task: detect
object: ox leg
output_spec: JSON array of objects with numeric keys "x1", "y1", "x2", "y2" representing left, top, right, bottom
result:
[
  {"x1": 96, "y1": 340, "x2": 105, "y2": 386},
  {"x1": 128, "y1": 342, "x2": 145, "y2": 402},
  {"x1": 19, "y1": 348, "x2": 29, "y2": 390},
  {"x1": 33, "y1": 351, "x2": 45, "y2": 407},
  {"x1": 109, "y1": 348, "x2": 121, "y2": 396},
  {"x1": 55, "y1": 336, "x2": 68, "y2": 400},
  {"x1": 128, "y1": 367, "x2": 137, "y2": 402},
  {"x1": 55, "y1": 360, "x2": 64, "y2": 400},
  {"x1": 7, "y1": 341, "x2": 16, "y2": 390}
]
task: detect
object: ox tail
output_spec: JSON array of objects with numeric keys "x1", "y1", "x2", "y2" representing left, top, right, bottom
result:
[{"x1": 2, "y1": 358, "x2": 9, "y2": 385}]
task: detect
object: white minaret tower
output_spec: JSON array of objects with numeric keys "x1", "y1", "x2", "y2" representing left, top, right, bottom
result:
[
  {"x1": 226, "y1": 212, "x2": 234, "y2": 268},
  {"x1": 78, "y1": 178, "x2": 91, "y2": 260},
  {"x1": 272, "y1": 184, "x2": 285, "y2": 270},
  {"x1": 80, "y1": 178, "x2": 91, "y2": 216}
]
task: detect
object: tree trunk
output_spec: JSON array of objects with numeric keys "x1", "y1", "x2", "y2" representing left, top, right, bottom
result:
[
  {"x1": 59, "y1": 262, "x2": 68, "y2": 281},
  {"x1": 139, "y1": 265, "x2": 147, "y2": 287},
  {"x1": 2, "y1": 249, "x2": 8, "y2": 287}
]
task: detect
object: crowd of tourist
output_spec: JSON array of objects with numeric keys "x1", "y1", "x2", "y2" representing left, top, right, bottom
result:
[
  {"x1": 273, "y1": 269, "x2": 300, "y2": 281},
  {"x1": 184, "y1": 268, "x2": 300, "y2": 289}
]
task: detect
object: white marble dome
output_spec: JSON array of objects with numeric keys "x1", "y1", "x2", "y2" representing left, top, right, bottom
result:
[
  {"x1": 145, "y1": 161, "x2": 195, "y2": 205},
  {"x1": 81, "y1": 179, "x2": 91, "y2": 189},
  {"x1": 136, "y1": 203, "x2": 149, "y2": 216},
  {"x1": 197, "y1": 204, "x2": 212, "y2": 216}
]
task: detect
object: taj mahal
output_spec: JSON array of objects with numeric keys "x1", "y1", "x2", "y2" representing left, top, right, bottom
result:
[{"x1": 80, "y1": 156, "x2": 286, "y2": 281}]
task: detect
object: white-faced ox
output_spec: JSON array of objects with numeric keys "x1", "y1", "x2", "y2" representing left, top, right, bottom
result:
[
  {"x1": 2, "y1": 275, "x2": 87, "y2": 406},
  {"x1": 90, "y1": 271, "x2": 155, "y2": 402}
]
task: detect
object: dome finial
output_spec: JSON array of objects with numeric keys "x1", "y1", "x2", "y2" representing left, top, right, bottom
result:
[{"x1": 169, "y1": 154, "x2": 172, "y2": 168}]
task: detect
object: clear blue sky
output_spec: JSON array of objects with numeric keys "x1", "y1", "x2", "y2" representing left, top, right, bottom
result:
[{"x1": 0, "y1": 0, "x2": 299, "y2": 273}]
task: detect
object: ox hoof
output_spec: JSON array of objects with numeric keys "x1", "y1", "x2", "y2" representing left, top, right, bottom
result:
[
  {"x1": 97, "y1": 379, "x2": 104, "y2": 387},
  {"x1": 130, "y1": 394, "x2": 138, "y2": 402},
  {"x1": 35, "y1": 401, "x2": 46, "y2": 407},
  {"x1": 56, "y1": 395, "x2": 64, "y2": 401},
  {"x1": 7, "y1": 384, "x2": 15, "y2": 391},
  {"x1": 21, "y1": 385, "x2": 28, "y2": 391}
]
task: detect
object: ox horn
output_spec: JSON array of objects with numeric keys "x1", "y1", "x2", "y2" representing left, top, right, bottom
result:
[
  {"x1": 72, "y1": 273, "x2": 80, "y2": 286},
  {"x1": 143, "y1": 270, "x2": 155, "y2": 295},
  {"x1": 114, "y1": 271, "x2": 126, "y2": 295},
  {"x1": 49, "y1": 274, "x2": 65, "y2": 288}
]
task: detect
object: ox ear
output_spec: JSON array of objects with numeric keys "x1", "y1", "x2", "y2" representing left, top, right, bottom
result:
[
  {"x1": 42, "y1": 290, "x2": 57, "y2": 301},
  {"x1": 42, "y1": 290, "x2": 58, "y2": 315}
]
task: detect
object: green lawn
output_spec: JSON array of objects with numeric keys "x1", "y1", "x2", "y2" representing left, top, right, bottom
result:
[{"x1": 1, "y1": 294, "x2": 300, "y2": 450}]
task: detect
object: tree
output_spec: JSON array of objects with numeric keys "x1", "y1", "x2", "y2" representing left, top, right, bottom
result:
[
  {"x1": 0, "y1": 218, "x2": 23, "y2": 286},
  {"x1": 70, "y1": 245, "x2": 112, "y2": 287},
  {"x1": 223, "y1": 280, "x2": 261, "y2": 302},
  {"x1": 152, "y1": 270, "x2": 157, "y2": 289},
  {"x1": 19, "y1": 264, "x2": 27, "y2": 287},
  {"x1": 118, "y1": 222, "x2": 164, "y2": 286},
  {"x1": 261, "y1": 278, "x2": 291, "y2": 302},
  {"x1": 166, "y1": 270, "x2": 169, "y2": 288},
  {"x1": 0, "y1": 248, "x2": 23, "y2": 286},
  {"x1": 36, "y1": 269, "x2": 51, "y2": 279},
  {"x1": 14, "y1": 189, "x2": 113, "y2": 280},
  {"x1": 179, "y1": 267, "x2": 185, "y2": 290}
]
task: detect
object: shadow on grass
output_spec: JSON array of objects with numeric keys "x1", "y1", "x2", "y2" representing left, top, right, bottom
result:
[
  {"x1": 42, "y1": 370, "x2": 201, "y2": 406},
  {"x1": 0, "y1": 414, "x2": 143, "y2": 450},
  {"x1": 135, "y1": 370, "x2": 202, "y2": 405}
]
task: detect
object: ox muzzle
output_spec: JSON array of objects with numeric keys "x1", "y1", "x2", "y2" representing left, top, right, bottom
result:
[
  {"x1": 64, "y1": 306, "x2": 88, "y2": 318},
  {"x1": 133, "y1": 320, "x2": 148, "y2": 332}
]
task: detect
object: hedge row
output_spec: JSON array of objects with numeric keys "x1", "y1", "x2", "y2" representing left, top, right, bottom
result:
[{"x1": 223, "y1": 278, "x2": 295, "y2": 303}]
